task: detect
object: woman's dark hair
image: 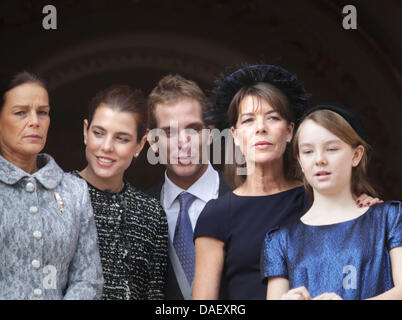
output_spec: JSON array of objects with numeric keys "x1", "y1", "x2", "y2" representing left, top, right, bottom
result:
[
  {"x1": 0, "y1": 71, "x2": 48, "y2": 112},
  {"x1": 227, "y1": 82, "x2": 295, "y2": 127},
  {"x1": 87, "y1": 85, "x2": 149, "y2": 141}
]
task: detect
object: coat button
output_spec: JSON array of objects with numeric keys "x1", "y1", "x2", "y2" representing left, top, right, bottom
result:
[
  {"x1": 33, "y1": 288, "x2": 43, "y2": 298},
  {"x1": 29, "y1": 206, "x2": 39, "y2": 214},
  {"x1": 25, "y1": 182, "x2": 35, "y2": 193},
  {"x1": 32, "y1": 259, "x2": 41, "y2": 269},
  {"x1": 33, "y1": 231, "x2": 42, "y2": 240}
]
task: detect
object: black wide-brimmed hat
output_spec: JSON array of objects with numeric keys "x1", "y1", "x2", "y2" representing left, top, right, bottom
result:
[{"x1": 205, "y1": 64, "x2": 311, "y2": 130}]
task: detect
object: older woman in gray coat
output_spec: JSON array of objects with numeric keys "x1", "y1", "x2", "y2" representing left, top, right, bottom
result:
[{"x1": 0, "y1": 71, "x2": 104, "y2": 299}]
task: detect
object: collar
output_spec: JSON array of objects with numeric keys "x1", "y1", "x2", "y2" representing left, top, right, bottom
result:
[
  {"x1": 0, "y1": 153, "x2": 64, "y2": 189},
  {"x1": 162, "y1": 162, "x2": 219, "y2": 209}
]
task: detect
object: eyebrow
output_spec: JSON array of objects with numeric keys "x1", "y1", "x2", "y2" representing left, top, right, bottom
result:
[
  {"x1": 160, "y1": 122, "x2": 204, "y2": 130},
  {"x1": 11, "y1": 104, "x2": 50, "y2": 109},
  {"x1": 240, "y1": 110, "x2": 278, "y2": 117},
  {"x1": 91, "y1": 125, "x2": 133, "y2": 137},
  {"x1": 160, "y1": 126, "x2": 175, "y2": 132},
  {"x1": 185, "y1": 122, "x2": 204, "y2": 129},
  {"x1": 299, "y1": 139, "x2": 342, "y2": 147}
]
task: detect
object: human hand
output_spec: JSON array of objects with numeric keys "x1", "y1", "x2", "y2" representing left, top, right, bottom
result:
[
  {"x1": 356, "y1": 194, "x2": 383, "y2": 208},
  {"x1": 281, "y1": 286, "x2": 311, "y2": 300},
  {"x1": 313, "y1": 292, "x2": 343, "y2": 300}
]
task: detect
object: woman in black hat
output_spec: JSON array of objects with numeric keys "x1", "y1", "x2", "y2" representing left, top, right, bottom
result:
[
  {"x1": 192, "y1": 65, "x2": 380, "y2": 300},
  {"x1": 263, "y1": 105, "x2": 401, "y2": 300}
]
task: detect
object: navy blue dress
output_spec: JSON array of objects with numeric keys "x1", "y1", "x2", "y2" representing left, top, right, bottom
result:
[
  {"x1": 261, "y1": 201, "x2": 402, "y2": 300},
  {"x1": 194, "y1": 186, "x2": 311, "y2": 300}
]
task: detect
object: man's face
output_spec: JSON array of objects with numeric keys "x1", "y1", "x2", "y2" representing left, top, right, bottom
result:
[{"x1": 152, "y1": 98, "x2": 209, "y2": 183}]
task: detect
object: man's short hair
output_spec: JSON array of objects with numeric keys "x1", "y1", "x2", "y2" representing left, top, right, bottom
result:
[{"x1": 147, "y1": 74, "x2": 210, "y2": 129}]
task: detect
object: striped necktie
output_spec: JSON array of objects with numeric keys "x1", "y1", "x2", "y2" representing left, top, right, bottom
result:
[{"x1": 173, "y1": 192, "x2": 197, "y2": 285}]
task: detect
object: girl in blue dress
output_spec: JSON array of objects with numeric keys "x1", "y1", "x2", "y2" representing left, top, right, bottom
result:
[{"x1": 262, "y1": 104, "x2": 402, "y2": 300}]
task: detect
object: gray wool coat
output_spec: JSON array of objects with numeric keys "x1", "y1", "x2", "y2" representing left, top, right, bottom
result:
[{"x1": 0, "y1": 153, "x2": 104, "y2": 300}]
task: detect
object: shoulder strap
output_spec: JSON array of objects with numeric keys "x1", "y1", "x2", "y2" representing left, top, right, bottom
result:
[{"x1": 168, "y1": 236, "x2": 193, "y2": 300}]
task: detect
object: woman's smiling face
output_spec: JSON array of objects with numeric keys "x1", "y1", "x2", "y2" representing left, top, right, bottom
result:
[{"x1": 84, "y1": 104, "x2": 145, "y2": 182}]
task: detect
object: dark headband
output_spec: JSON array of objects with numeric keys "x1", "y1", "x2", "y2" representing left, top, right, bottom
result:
[{"x1": 300, "y1": 104, "x2": 367, "y2": 140}]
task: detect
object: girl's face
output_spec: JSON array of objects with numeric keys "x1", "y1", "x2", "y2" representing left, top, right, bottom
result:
[
  {"x1": 297, "y1": 119, "x2": 364, "y2": 196},
  {"x1": 231, "y1": 95, "x2": 293, "y2": 167},
  {"x1": 83, "y1": 104, "x2": 146, "y2": 182}
]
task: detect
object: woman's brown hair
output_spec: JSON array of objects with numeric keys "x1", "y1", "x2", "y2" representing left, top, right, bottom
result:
[
  {"x1": 1, "y1": 71, "x2": 47, "y2": 113},
  {"x1": 87, "y1": 85, "x2": 148, "y2": 142},
  {"x1": 292, "y1": 109, "x2": 378, "y2": 199}
]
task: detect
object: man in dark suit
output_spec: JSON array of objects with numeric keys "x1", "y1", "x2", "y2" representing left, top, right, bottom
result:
[{"x1": 146, "y1": 74, "x2": 231, "y2": 300}]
